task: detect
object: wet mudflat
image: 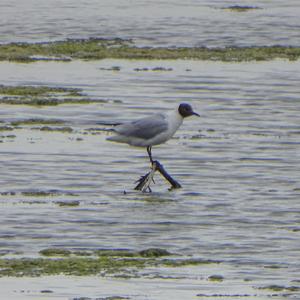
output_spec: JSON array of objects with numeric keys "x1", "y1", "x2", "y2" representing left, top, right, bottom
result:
[{"x1": 0, "y1": 59, "x2": 300, "y2": 299}]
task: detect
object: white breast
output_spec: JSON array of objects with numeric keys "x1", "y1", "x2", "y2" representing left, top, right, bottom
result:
[{"x1": 147, "y1": 110, "x2": 183, "y2": 146}]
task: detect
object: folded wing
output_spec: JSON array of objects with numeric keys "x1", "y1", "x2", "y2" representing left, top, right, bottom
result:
[{"x1": 115, "y1": 113, "x2": 168, "y2": 140}]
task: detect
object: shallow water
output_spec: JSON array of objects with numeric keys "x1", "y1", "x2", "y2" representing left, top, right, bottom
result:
[
  {"x1": 1, "y1": 0, "x2": 300, "y2": 47},
  {"x1": 0, "y1": 59, "x2": 300, "y2": 299}
]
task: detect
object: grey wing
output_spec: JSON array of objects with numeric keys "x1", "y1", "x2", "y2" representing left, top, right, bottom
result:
[{"x1": 116, "y1": 114, "x2": 168, "y2": 140}]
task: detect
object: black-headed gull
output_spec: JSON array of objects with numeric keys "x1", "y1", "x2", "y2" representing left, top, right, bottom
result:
[{"x1": 107, "y1": 103, "x2": 199, "y2": 163}]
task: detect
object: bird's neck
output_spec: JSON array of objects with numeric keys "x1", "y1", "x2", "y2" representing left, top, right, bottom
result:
[{"x1": 167, "y1": 109, "x2": 184, "y2": 132}]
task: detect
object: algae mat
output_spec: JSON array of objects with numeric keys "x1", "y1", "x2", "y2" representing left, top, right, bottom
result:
[{"x1": 1, "y1": 39, "x2": 300, "y2": 62}]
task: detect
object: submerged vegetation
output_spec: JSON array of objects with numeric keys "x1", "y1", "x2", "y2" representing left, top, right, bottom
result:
[
  {"x1": 0, "y1": 85, "x2": 80, "y2": 97},
  {"x1": 221, "y1": 5, "x2": 261, "y2": 12},
  {"x1": 21, "y1": 191, "x2": 64, "y2": 197},
  {"x1": 0, "y1": 257, "x2": 145, "y2": 277},
  {"x1": 258, "y1": 285, "x2": 300, "y2": 292},
  {"x1": 0, "y1": 248, "x2": 220, "y2": 277},
  {"x1": 11, "y1": 118, "x2": 65, "y2": 126},
  {"x1": 0, "y1": 38, "x2": 300, "y2": 62},
  {"x1": 0, "y1": 85, "x2": 105, "y2": 106}
]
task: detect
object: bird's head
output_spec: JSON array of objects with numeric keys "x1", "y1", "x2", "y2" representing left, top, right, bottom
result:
[{"x1": 178, "y1": 103, "x2": 200, "y2": 118}]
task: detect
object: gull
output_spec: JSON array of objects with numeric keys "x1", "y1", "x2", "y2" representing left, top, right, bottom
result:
[
  {"x1": 107, "y1": 103, "x2": 200, "y2": 190},
  {"x1": 107, "y1": 103, "x2": 199, "y2": 162}
]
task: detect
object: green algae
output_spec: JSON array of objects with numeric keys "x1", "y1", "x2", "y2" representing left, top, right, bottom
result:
[
  {"x1": 40, "y1": 248, "x2": 91, "y2": 257},
  {"x1": 139, "y1": 248, "x2": 171, "y2": 257},
  {"x1": 0, "y1": 38, "x2": 131, "y2": 62},
  {"x1": 0, "y1": 85, "x2": 80, "y2": 97},
  {"x1": 160, "y1": 258, "x2": 221, "y2": 267},
  {"x1": 21, "y1": 191, "x2": 60, "y2": 197},
  {"x1": 0, "y1": 247, "x2": 222, "y2": 277},
  {"x1": 0, "y1": 39, "x2": 300, "y2": 62},
  {"x1": 263, "y1": 264, "x2": 283, "y2": 269},
  {"x1": 40, "y1": 290, "x2": 54, "y2": 294},
  {"x1": 38, "y1": 126, "x2": 73, "y2": 133},
  {"x1": 208, "y1": 274, "x2": 224, "y2": 282},
  {"x1": 55, "y1": 200, "x2": 80, "y2": 207},
  {"x1": 0, "y1": 257, "x2": 147, "y2": 277},
  {"x1": 222, "y1": 5, "x2": 261, "y2": 12},
  {"x1": 94, "y1": 249, "x2": 137, "y2": 258},
  {"x1": 94, "y1": 248, "x2": 171, "y2": 258},
  {"x1": 99, "y1": 66, "x2": 121, "y2": 71},
  {"x1": 0, "y1": 256, "x2": 218, "y2": 277},
  {"x1": 11, "y1": 118, "x2": 65, "y2": 126},
  {"x1": 0, "y1": 257, "x2": 146, "y2": 277},
  {"x1": 72, "y1": 251, "x2": 93, "y2": 257},
  {"x1": 39, "y1": 248, "x2": 72, "y2": 257},
  {"x1": 39, "y1": 248, "x2": 170, "y2": 258},
  {"x1": 1, "y1": 96, "x2": 105, "y2": 106},
  {"x1": 0, "y1": 85, "x2": 105, "y2": 106},
  {"x1": 258, "y1": 285, "x2": 300, "y2": 292},
  {"x1": 0, "y1": 126, "x2": 14, "y2": 131}
]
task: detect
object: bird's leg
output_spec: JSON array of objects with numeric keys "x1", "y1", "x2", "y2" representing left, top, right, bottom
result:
[
  {"x1": 147, "y1": 146, "x2": 154, "y2": 164},
  {"x1": 146, "y1": 146, "x2": 181, "y2": 189},
  {"x1": 135, "y1": 146, "x2": 181, "y2": 192},
  {"x1": 154, "y1": 161, "x2": 182, "y2": 190},
  {"x1": 134, "y1": 160, "x2": 181, "y2": 192}
]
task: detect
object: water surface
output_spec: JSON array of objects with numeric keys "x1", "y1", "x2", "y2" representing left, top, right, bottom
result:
[
  {"x1": 1, "y1": 0, "x2": 300, "y2": 47},
  {"x1": 0, "y1": 59, "x2": 300, "y2": 299}
]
